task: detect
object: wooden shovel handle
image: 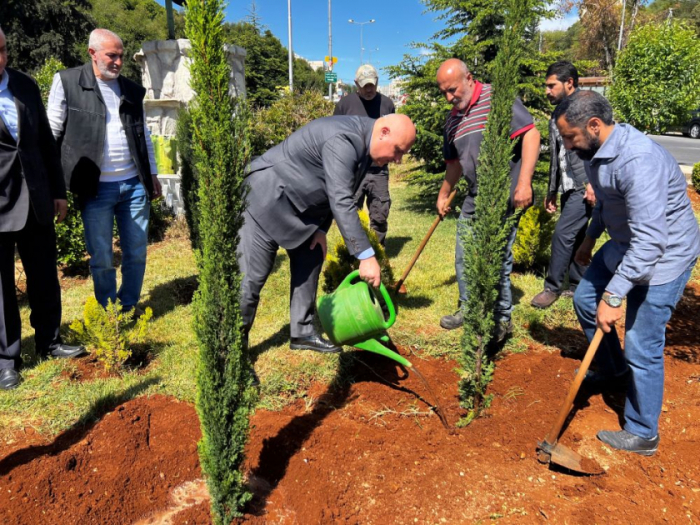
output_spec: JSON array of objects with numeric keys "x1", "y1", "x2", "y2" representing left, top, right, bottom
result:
[
  {"x1": 543, "y1": 328, "x2": 605, "y2": 446},
  {"x1": 393, "y1": 188, "x2": 458, "y2": 292}
]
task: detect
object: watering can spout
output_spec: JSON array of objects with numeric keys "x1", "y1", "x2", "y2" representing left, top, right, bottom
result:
[{"x1": 353, "y1": 336, "x2": 412, "y2": 368}]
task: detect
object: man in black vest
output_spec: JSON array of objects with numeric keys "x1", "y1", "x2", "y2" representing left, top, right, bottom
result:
[
  {"x1": 47, "y1": 29, "x2": 161, "y2": 314},
  {"x1": 0, "y1": 27, "x2": 86, "y2": 390},
  {"x1": 334, "y1": 64, "x2": 395, "y2": 245},
  {"x1": 531, "y1": 62, "x2": 594, "y2": 309}
]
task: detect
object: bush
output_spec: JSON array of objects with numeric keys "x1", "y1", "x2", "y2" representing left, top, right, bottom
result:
[
  {"x1": 34, "y1": 56, "x2": 64, "y2": 105},
  {"x1": 55, "y1": 193, "x2": 87, "y2": 268},
  {"x1": 322, "y1": 210, "x2": 395, "y2": 293},
  {"x1": 148, "y1": 197, "x2": 175, "y2": 242},
  {"x1": 249, "y1": 90, "x2": 334, "y2": 157},
  {"x1": 693, "y1": 162, "x2": 700, "y2": 194},
  {"x1": 69, "y1": 298, "x2": 152, "y2": 372},
  {"x1": 512, "y1": 205, "x2": 555, "y2": 269}
]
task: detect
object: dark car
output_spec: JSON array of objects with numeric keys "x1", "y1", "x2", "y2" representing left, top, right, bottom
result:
[{"x1": 682, "y1": 108, "x2": 700, "y2": 139}]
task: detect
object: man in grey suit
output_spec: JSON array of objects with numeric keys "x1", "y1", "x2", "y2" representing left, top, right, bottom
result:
[
  {"x1": 0, "y1": 27, "x2": 86, "y2": 390},
  {"x1": 240, "y1": 113, "x2": 415, "y2": 352}
]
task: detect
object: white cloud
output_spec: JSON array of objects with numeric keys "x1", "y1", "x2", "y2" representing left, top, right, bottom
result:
[{"x1": 540, "y1": 13, "x2": 578, "y2": 32}]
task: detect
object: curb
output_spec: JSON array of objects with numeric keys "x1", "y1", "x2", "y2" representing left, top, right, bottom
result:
[{"x1": 680, "y1": 164, "x2": 693, "y2": 185}]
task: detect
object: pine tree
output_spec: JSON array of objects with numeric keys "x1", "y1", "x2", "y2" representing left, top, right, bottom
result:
[
  {"x1": 457, "y1": 0, "x2": 540, "y2": 424},
  {"x1": 184, "y1": 0, "x2": 256, "y2": 522}
]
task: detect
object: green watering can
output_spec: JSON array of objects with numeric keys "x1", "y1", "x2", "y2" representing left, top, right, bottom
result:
[{"x1": 317, "y1": 270, "x2": 412, "y2": 368}]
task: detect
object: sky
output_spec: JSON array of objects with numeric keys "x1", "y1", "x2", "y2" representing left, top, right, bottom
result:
[{"x1": 162, "y1": 1, "x2": 578, "y2": 85}]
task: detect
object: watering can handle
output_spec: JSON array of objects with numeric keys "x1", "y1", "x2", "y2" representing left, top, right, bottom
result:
[{"x1": 342, "y1": 270, "x2": 396, "y2": 329}]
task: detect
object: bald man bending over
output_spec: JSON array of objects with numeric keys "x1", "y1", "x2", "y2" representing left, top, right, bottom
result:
[{"x1": 241, "y1": 114, "x2": 416, "y2": 353}]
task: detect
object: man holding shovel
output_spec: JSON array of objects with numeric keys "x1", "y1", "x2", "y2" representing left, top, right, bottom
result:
[
  {"x1": 556, "y1": 91, "x2": 700, "y2": 455},
  {"x1": 435, "y1": 58, "x2": 540, "y2": 342}
]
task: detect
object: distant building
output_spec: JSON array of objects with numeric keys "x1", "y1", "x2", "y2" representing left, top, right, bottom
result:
[
  {"x1": 377, "y1": 78, "x2": 406, "y2": 104},
  {"x1": 579, "y1": 76, "x2": 610, "y2": 96},
  {"x1": 294, "y1": 53, "x2": 325, "y2": 72}
]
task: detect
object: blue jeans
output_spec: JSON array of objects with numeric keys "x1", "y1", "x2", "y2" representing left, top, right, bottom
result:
[
  {"x1": 81, "y1": 177, "x2": 150, "y2": 310},
  {"x1": 455, "y1": 216, "x2": 519, "y2": 323},
  {"x1": 573, "y1": 242, "x2": 695, "y2": 439}
]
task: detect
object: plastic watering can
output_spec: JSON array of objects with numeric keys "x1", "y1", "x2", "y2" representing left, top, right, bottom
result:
[{"x1": 317, "y1": 270, "x2": 412, "y2": 368}]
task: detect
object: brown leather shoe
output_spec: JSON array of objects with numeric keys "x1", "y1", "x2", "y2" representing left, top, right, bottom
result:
[{"x1": 531, "y1": 289, "x2": 560, "y2": 309}]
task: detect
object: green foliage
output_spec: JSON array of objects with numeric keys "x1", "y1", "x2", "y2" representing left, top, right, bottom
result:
[
  {"x1": 693, "y1": 162, "x2": 700, "y2": 193},
  {"x1": 88, "y1": 0, "x2": 186, "y2": 84},
  {"x1": 223, "y1": 20, "x2": 326, "y2": 109},
  {"x1": 34, "y1": 57, "x2": 65, "y2": 104},
  {"x1": 322, "y1": 210, "x2": 396, "y2": 293},
  {"x1": 148, "y1": 198, "x2": 174, "y2": 243},
  {"x1": 69, "y1": 297, "x2": 153, "y2": 372},
  {"x1": 55, "y1": 194, "x2": 88, "y2": 268},
  {"x1": 176, "y1": 107, "x2": 201, "y2": 253},
  {"x1": 185, "y1": 0, "x2": 256, "y2": 521},
  {"x1": 610, "y1": 21, "x2": 700, "y2": 132},
  {"x1": 512, "y1": 205, "x2": 556, "y2": 269},
  {"x1": 249, "y1": 90, "x2": 334, "y2": 156},
  {"x1": 0, "y1": 0, "x2": 94, "y2": 73},
  {"x1": 456, "y1": 0, "x2": 539, "y2": 423}
]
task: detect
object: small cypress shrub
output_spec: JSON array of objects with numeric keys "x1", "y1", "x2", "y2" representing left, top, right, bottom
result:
[
  {"x1": 185, "y1": 0, "x2": 257, "y2": 522},
  {"x1": 176, "y1": 107, "x2": 201, "y2": 252},
  {"x1": 457, "y1": 0, "x2": 538, "y2": 425},
  {"x1": 69, "y1": 298, "x2": 152, "y2": 372},
  {"x1": 692, "y1": 162, "x2": 700, "y2": 194},
  {"x1": 512, "y1": 204, "x2": 555, "y2": 269},
  {"x1": 322, "y1": 210, "x2": 395, "y2": 293}
]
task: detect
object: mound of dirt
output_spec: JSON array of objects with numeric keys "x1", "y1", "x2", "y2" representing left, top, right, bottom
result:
[{"x1": 2, "y1": 284, "x2": 699, "y2": 524}]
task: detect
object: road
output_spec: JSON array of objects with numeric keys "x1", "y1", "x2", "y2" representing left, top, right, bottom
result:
[{"x1": 649, "y1": 134, "x2": 700, "y2": 168}]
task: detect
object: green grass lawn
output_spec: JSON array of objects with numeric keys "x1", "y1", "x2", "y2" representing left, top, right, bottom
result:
[{"x1": 2, "y1": 161, "x2": 699, "y2": 442}]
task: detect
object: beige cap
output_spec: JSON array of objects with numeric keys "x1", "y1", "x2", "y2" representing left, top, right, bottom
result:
[{"x1": 355, "y1": 64, "x2": 379, "y2": 87}]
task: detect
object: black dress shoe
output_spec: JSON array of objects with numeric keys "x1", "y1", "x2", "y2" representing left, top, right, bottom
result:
[
  {"x1": 597, "y1": 429, "x2": 659, "y2": 456},
  {"x1": 0, "y1": 369, "x2": 20, "y2": 390},
  {"x1": 48, "y1": 344, "x2": 88, "y2": 359},
  {"x1": 290, "y1": 334, "x2": 341, "y2": 353}
]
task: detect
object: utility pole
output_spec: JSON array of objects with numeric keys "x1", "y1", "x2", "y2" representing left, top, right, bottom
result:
[
  {"x1": 328, "y1": 0, "x2": 333, "y2": 101},
  {"x1": 288, "y1": 0, "x2": 294, "y2": 92}
]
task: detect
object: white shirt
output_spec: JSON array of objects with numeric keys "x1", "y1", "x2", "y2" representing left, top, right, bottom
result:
[
  {"x1": 0, "y1": 71, "x2": 19, "y2": 142},
  {"x1": 47, "y1": 73, "x2": 157, "y2": 182}
]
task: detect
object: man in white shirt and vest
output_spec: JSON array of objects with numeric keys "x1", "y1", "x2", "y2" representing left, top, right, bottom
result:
[{"x1": 48, "y1": 29, "x2": 162, "y2": 314}]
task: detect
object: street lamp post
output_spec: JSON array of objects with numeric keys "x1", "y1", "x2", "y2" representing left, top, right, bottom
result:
[
  {"x1": 348, "y1": 18, "x2": 375, "y2": 64},
  {"x1": 288, "y1": 0, "x2": 294, "y2": 92}
]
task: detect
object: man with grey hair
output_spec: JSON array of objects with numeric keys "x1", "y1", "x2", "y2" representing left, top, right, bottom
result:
[
  {"x1": 555, "y1": 90, "x2": 700, "y2": 456},
  {"x1": 0, "y1": 27, "x2": 86, "y2": 390},
  {"x1": 48, "y1": 29, "x2": 161, "y2": 314}
]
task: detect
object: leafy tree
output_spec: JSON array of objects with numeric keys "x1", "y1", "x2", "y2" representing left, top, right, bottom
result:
[
  {"x1": 0, "y1": 0, "x2": 94, "y2": 73},
  {"x1": 609, "y1": 20, "x2": 700, "y2": 132},
  {"x1": 457, "y1": 0, "x2": 541, "y2": 424},
  {"x1": 223, "y1": 20, "x2": 326, "y2": 108},
  {"x1": 88, "y1": 0, "x2": 186, "y2": 84},
  {"x1": 185, "y1": 0, "x2": 257, "y2": 522}
]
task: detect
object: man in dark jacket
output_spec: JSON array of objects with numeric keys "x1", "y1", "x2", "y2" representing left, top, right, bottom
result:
[
  {"x1": 241, "y1": 113, "x2": 415, "y2": 353},
  {"x1": 0, "y1": 27, "x2": 86, "y2": 390},
  {"x1": 531, "y1": 61, "x2": 595, "y2": 309},
  {"x1": 47, "y1": 29, "x2": 162, "y2": 314},
  {"x1": 334, "y1": 64, "x2": 395, "y2": 245}
]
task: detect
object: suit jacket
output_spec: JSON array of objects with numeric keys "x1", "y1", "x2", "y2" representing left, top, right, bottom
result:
[
  {"x1": 246, "y1": 116, "x2": 375, "y2": 255},
  {"x1": 0, "y1": 68, "x2": 66, "y2": 232}
]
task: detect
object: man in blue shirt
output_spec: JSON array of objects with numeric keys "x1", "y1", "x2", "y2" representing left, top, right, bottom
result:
[{"x1": 554, "y1": 91, "x2": 700, "y2": 456}]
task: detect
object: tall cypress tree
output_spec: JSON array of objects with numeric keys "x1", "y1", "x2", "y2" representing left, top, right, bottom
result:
[
  {"x1": 184, "y1": 0, "x2": 256, "y2": 522},
  {"x1": 457, "y1": 0, "x2": 540, "y2": 424}
]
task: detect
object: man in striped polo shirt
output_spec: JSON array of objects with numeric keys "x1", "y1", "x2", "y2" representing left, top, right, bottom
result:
[{"x1": 435, "y1": 59, "x2": 540, "y2": 342}]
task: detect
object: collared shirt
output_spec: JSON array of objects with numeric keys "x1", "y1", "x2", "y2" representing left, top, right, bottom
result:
[
  {"x1": 47, "y1": 73, "x2": 157, "y2": 182},
  {"x1": 443, "y1": 81, "x2": 535, "y2": 216},
  {"x1": 0, "y1": 71, "x2": 19, "y2": 142},
  {"x1": 585, "y1": 123, "x2": 700, "y2": 297}
]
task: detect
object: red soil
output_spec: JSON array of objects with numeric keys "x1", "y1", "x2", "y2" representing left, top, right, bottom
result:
[{"x1": 2, "y1": 283, "x2": 699, "y2": 524}]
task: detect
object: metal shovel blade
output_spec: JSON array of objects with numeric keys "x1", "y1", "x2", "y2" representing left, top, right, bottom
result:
[{"x1": 537, "y1": 440, "x2": 604, "y2": 475}]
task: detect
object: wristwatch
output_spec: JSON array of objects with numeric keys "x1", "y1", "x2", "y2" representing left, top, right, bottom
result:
[{"x1": 602, "y1": 292, "x2": 623, "y2": 308}]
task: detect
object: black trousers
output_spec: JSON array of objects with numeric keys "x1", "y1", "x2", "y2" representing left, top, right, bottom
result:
[
  {"x1": 354, "y1": 172, "x2": 391, "y2": 246},
  {"x1": 544, "y1": 188, "x2": 592, "y2": 293},
  {"x1": 238, "y1": 211, "x2": 324, "y2": 339},
  {"x1": 0, "y1": 211, "x2": 62, "y2": 370}
]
